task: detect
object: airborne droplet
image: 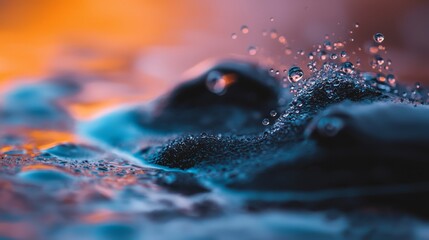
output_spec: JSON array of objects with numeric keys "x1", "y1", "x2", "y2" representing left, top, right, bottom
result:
[
  {"x1": 262, "y1": 118, "x2": 270, "y2": 126},
  {"x1": 386, "y1": 74, "x2": 396, "y2": 87},
  {"x1": 241, "y1": 25, "x2": 249, "y2": 34},
  {"x1": 248, "y1": 46, "x2": 257, "y2": 55},
  {"x1": 206, "y1": 71, "x2": 235, "y2": 95},
  {"x1": 373, "y1": 33, "x2": 385, "y2": 43},
  {"x1": 340, "y1": 62, "x2": 354, "y2": 74},
  {"x1": 375, "y1": 55, "x2": 384, "y2": 65},
  {"x1": 287, "y1": 66, "x2": 304, "y2": 83}
]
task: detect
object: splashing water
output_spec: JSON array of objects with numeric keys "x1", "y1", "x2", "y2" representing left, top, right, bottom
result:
[{"x1": 0, "y1": 20, "x2": 429, "y2": 240}]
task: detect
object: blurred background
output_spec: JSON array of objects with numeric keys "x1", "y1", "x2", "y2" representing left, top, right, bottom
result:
[{"x1": 0, "y1": 0, "x2": 428, "y2": 117}]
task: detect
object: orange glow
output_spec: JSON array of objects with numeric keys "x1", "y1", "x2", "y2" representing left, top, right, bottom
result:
[
  {"x1": 81, "y1": 209, "x2": 117, "y2": 224},
  {"x1": 0, "y1": 0, "x2": 205, "y2": 82},
  {"x1": 27, "y1": 129, "x2": 76, "y2": 150},
  {"x1": 67, "y1": 99, "x2": 129, "y2": 120},
  {"x1": 21, "y1": 164, "x2": 59, "y2": 171}
]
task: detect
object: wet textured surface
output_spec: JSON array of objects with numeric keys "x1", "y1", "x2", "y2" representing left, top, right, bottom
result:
[{"x1": 2, "y1": 54, "x2": 429, "y2": 239}]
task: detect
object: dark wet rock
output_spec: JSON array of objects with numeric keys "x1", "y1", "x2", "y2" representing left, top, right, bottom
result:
[
  {"x1": 144, "y1": 68, "x2": 386, "y2": 171},
  {"x1": 82, "y1": 60, "x2": 284, "y2": 151},
  {"x1": 154, "y1": 170, "x2": 210, "y2": 196},
  {"x1": 136, "y1": 60, "x2": 284, "y2": 134}
]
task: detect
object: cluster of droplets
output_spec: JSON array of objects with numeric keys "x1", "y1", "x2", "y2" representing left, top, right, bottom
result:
[{"x1": 229, "y1": 22, "x2": 429, "y2": 126}]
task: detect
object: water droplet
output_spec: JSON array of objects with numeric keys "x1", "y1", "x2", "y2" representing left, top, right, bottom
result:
[
  {"x1": 270, "y1": 110, "x2": 277, "y2": 117},
  {"x1": 206, "y1": 71, "x2": 234, "y2": 95},
  {"x1": 375, "y1": 55, "x2": 384, "y2": 65},
  {"x1": 287, "y1": 66, "x2": 304, "y2": 83},
  {"x1": 278, "y1": 36, "x2": 287, "y2": 44},
  {"x1": 340, "y1": 51, "x2": 347, "y2": 58},
  {"x1": 386, "y1": 74, "x2": 396, "y2": 87},
  {"x1": 231, "y1": 33, "x2": 237, "y2": 39},
  {"x1": 319, "y1": 50, "x2": 327, "y2": 60},
  {"x1": 355, "y1": 22, "x2": 360, "y2": 28},
  {"x1": 262, "y1": 118, "x2": 270, "y2": 126},
  {"x1": 316, "y1": 116, "x2": 345, "y2": 137},
  {"x1": 324, "y1": 41, "x2": 333, "y2": 51},
  {"x1": 241, "y1": 25, "x2": 249, "y2": 34},
  {"x1": 340, "y1": 62, "x2": 354, "y2": 74},
  {"x1": 373, "y1": 33, "x2": 384, "y2": 43},
  {"x1": 416, "y1": 82, "x2": 421, "y2": 89},
  {"x1": 248, "y1": 46, "x2": 257, "y2": 55},
  {"x1": 376, "y1": 73, "x2": 386, "y2": 83},
  {"x1": 270, "y1": 30, "x2": 278, "y2": 39},
  {"x1": 270, "y1": 17, "x2": 274, "y2": 22},
  {"x1": 330, "y1": 53, "x2": 338, "y2": 60}
]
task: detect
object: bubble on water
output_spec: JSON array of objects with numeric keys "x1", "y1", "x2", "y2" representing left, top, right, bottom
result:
[
  {"x1": 241, "y1": 25, "x2": 249, "y2": 34},
  {"x1": 386, "y1": 74, "x2": 396, "y2": 87},
  {"x1": 206, "y1": 71, "x2": 234, "y2": 95},
  {"x1": 340, "y1": 51, "x2": 347, "y2": 58},
  {"x1": 270, "y1": 110, "x2": 277, "y2": 117},
  {"x1": 340, "y1": 62, "x2": 354, "y2": 74},
  {"x1": 248, "y1": 46, "x2": 257, "y2": 55},
  {"x1": 231, "y1": 33, "x2": 238, "y2": 40},
  {"x1": 330, "y1": 53, "x2": 338, "y2": 60},
  {"x1": 287, "y1": 66, "x2": 304, "y2": 83},
  {"x1": 262, "y1": 118, "x2": 270, "y2": 126},
  {"x1": 373, "y1": 33, "x2": 384, "y2": 43},
  {"x1": 308, "y1": 52, "x2": 315, "y2": 60},
  {"x1": 387, "y1": 59, "x2": 392, "y2": 66}
]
